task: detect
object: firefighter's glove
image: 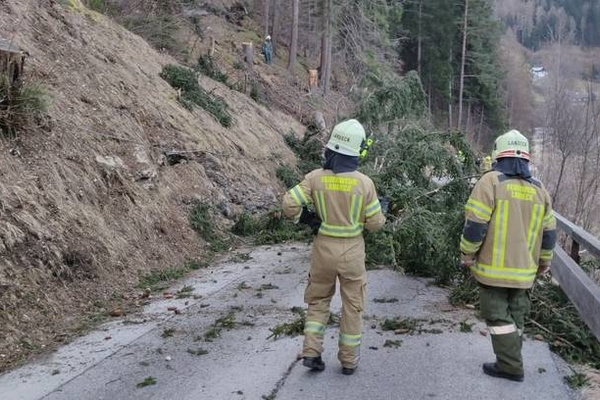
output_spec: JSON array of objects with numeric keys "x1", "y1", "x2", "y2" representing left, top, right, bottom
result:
[
  {"x1": 269, "y1": 208, "x2": 283, "y2": 220},
  {"x1": 299, "y1": 207, "x2": 321, "y2": 235},
  {"x1": 379, "y1": 196, "x2": 390, "y2": 214},
  {"x1": 537, "y1": 263, "x2": 550, "y2": 276},
  {"x1": 460, "y1": 252, "x2": 475, "y2": 268}
]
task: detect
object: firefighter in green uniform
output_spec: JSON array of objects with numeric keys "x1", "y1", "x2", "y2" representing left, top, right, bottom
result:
[
  {"x1": 460, "y1": 130, "x2": 557, "y2": 382},
  {"x1": 282, "y1": 119, "x2": 386, "y2": 375}
]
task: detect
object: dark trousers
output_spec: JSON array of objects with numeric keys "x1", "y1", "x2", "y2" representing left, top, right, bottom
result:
[{"x1": 479, "y1": 284, "x2": 530, "y2": 375}]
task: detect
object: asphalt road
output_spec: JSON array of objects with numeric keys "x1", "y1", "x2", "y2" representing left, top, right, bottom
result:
[{"x1": 0, "y1": 243, "x2": 576, "y2": 400}]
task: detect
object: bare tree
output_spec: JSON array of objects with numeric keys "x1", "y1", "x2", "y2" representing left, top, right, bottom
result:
[
  {"x1": 288, "y1": 0, "x2": 299, "y2": 72},
  {"x1": 271, "y1": 0, "x2": 280, "y2": 54},
  {"x1": 319, "y1": 0, "x2": 332, "y2": 93},
  {"x1": 417, "y1": 0, "x2": 423, "y2": 75},
  {"x1": 263, "y1": 0, "x2": 270, "y2": 38},
  {"x1": 457, "y1": 0, "x2": 469, "y2": 130}
]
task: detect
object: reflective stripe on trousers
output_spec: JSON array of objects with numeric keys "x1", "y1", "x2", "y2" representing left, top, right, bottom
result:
[{"x1": 487, "y1": 324, "x2": 517, "y2": 335}]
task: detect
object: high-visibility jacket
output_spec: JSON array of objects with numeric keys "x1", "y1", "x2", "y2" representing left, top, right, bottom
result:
[
  {"x1": 460, "y1": 171, "x2": 557, "y2": 289},
  {"x1": 282, "y1": 168, "x2": 386, "y2": 237}
]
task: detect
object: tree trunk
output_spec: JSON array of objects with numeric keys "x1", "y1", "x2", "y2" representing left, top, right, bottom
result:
[
  {"x1": 552, "y1": 154, "x2": 568, "y2": 204},
  {"x1": 319, "y1": 34, "x2": 327, "y2": 82},
  {"x1": 287, "y1": 0, "x2": 299, "y2": 72},
  {"x1": 457, "y1": 0, "x2": 469, "y2": 130},
  {"x1": 320, "y1": 0, "x2": 332, "y2": 93},
  {"x1": 263, "y1": 0, "x2": 270, "y2": 38},
  {"x1": 0, "y1": 41, "x2": 25, "y2": 87},
  {"x1": 323, "y1": 27, "x2": 332, "y2": 94},
  {"x1": 466, "y1": 101, "x2": 472, "y2": 136},
  {"x1": 477, "y1": 108, "x2": 484, "y2": 147},
  {"x1": 417, "y1": 0, "x2": 423, "y2": 75},
  {"x1": 271, "y1": 0, "x2": 280, "y2": 54},
  {"x1": 448, "y1": 78, "x2": 453, "y2": 128},
  {"x1": 208, "y1": 36, "x2": 215, "y2": 57},
  {"x1": 243, "y1": 42, "x2": 254, "y2": 70},
  {"x1": 308, "y1": 69, "x2": 318, "y2": 92}
]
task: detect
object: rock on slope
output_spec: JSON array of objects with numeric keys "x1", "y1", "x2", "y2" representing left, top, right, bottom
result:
[{"x1": 0, "y1": 0, "x2": 302, "y2": 371}]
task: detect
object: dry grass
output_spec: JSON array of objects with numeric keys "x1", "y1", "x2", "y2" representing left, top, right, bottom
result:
[{"x1": 0, "y1": 0, "x2": 303, "y2": 372}]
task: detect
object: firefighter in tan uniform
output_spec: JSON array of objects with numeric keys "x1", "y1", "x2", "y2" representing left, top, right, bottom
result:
[
  {"x1": 282, "y1": 119, "x2": 386, "y2": 375},
  {"x1": 460, "y1": 130, "x2": 557, "y2": 382}
]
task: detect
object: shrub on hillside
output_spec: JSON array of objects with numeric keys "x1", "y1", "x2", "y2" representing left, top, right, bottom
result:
[
  {"x1": 196, "y1": 55, "x2": 228, "y2": 84},
  {"x1": 189, "y1": 201, "x2": 228, "y2": 251},
  {"x1": 160, "y1": 64, "x2": 232, "y2": 127},
  {"x1": 275, "y1": 165, "x2": 300, "y2": 189}
]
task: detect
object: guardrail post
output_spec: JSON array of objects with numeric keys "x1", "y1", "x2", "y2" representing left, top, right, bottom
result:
[{"x1": 570, "y1": 238, "x2": 581, "y2": 264}]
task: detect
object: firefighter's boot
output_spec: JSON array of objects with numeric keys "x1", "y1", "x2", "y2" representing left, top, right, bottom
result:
[{"x1": 303, "y1": 356, "x2": 325, "y2": 372}]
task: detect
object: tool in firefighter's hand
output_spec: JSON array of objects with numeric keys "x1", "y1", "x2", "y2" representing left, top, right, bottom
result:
[
  {"x1": 536, "y1": 264, "x2": 550, "y2": 276},
  {"x1": 299, "y1": 206, "x2": 321, "y2": 234},
  {"x1": 460, "y1": 252, "x2": 475, "y2": 268},
  {"x1": 359, "y1": 133, "x2": 374, "y2": 158},
  {"x1": 378, "y1": 196, "x2": 390, "y2": 214}
]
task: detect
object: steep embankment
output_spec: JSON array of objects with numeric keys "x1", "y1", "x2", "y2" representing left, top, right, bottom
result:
[{"x1": 0, "y1": 0, "x2": 302, "y2": 370}]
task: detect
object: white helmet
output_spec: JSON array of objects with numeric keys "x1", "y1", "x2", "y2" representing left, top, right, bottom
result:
[
  {"x1": 325, "y1": 119, "x2": 366, "y2": 157},
  {"x1": 266, "y1": 35, "x2": 271, "y2": 41}
]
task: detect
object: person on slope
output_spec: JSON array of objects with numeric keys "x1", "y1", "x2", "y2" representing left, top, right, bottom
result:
[
  {"x1": 282, "y1": 119, "x2": 386, "y2": 376},
  {"x1": 262, "y1": 35, "x2": 273, "y2": 65},
  {"x1": 460, "y1": 130, "x2": 557, "y2": 382}
]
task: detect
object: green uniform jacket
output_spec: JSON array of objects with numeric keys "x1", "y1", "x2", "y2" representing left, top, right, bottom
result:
[
  {"x1": 282, "y1": 168, "x2": 386, "y2": 237},
  {"x1": 460, "y1": 171, "x2": 557, "y2": 289}
]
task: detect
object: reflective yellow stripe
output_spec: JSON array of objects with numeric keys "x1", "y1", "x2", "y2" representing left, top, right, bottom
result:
[
  {"x1": 317, "y1": 190, "x2": 327, "y2": 221},
  {"x1": 471, "y1": 262, "x2": 537, "y2": 282},
  {"x1": 540, "y1": 249, "x2": 554, "y2": 261},
  {"x1": 350, "y1": 194, "x2": 364, "y2": 224},
  {"x1": 304, "y1": 321, "x2": 326, "y2": 335},
  {"x1": 526, "y1": 204, "x2": 544, "y2": 252},
  {"x1": 488, "y1": 324, "x2": 517, "y2": 335},
  {"x1": 460, "y1": 236, "x2": 481, "y2": 253},
  {"x1": 289, "y1": 185, "x2": 309, "y2": 206},
  {"x1": 314, "y1": 190, "x2": 325, "y2": 221},
  {"x1": 339, "y1": 333, "x2": 362, "y2": 347},
  {"x1": 543, "y1": 212, "x2": 556, "y2": 226},
  {"x1": 466, "y1": 198, "x2": 492, "y2": 221},
  {"x1": 319, "y1": 223, "x2": 364, "y2": 237},
  {"x1": 492, "y1": 200, "x2": 509, "y2": 268},
  {"x1": 365, "y1": 199, "x2": 381, "y2": 217}
]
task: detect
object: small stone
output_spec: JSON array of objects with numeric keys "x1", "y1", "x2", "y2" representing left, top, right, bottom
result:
[
  {"x1": 109, "y1": 308, "x2": 124, "y2": 317},
  {"x1": 479, "y1": 329, "x2": 488, "y2": 337},
  {"x1": 465, "y1": 304, "x2": 476, "y2": 309},
  {"x1": 534, "y1": 334, "x2": 545, "y2": 341},
  {"x1": 104, "y1": 336, "x2": 112, "y2": 341},
  {"x1": 165, "y1": 356, "x2": 172, "y2": 361}
]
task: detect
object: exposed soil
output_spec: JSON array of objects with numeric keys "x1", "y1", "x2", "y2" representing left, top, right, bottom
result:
[{"x1": 0, "y1": 0, "x2": 306, "y2": 372}]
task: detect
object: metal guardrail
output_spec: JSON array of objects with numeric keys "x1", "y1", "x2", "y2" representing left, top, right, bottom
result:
[{"x1": 551, "y1": 212, "x2": 600, "y2": 341}]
